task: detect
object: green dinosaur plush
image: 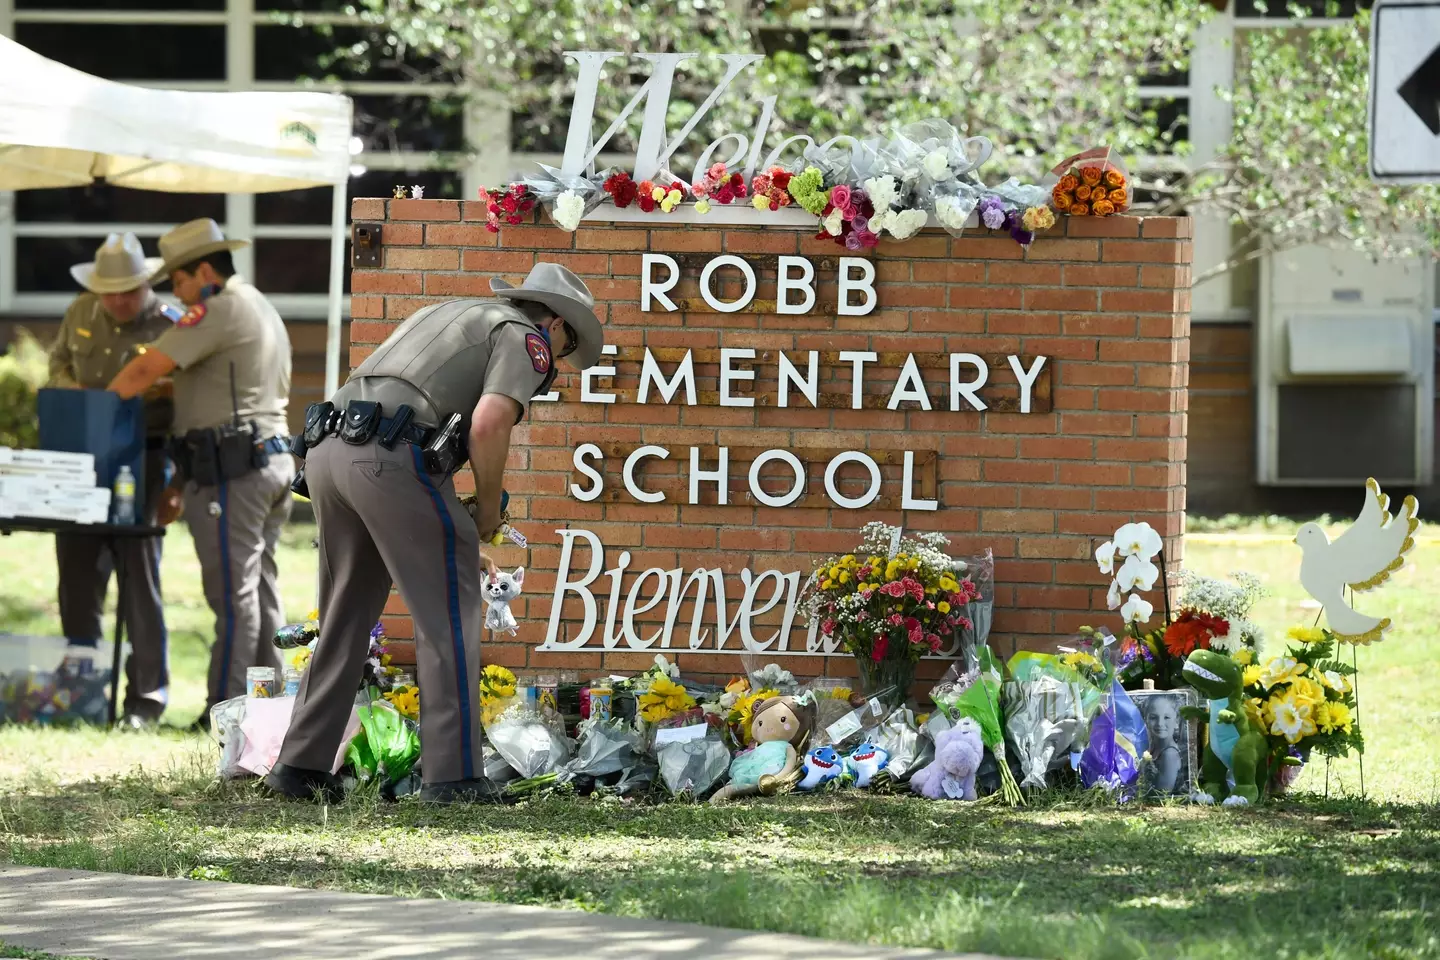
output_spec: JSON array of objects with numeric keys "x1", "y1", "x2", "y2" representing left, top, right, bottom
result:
[{"x1": 1180, "y1": 649, "x2": 1270, "y2": 806}]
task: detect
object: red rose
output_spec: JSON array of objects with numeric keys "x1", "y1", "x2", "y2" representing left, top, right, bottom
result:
[
  {"x1": 773, "y1": 170, "x2": 792, "y2": 189},
  {"x1": 715, "y1": 184, "x2": 735, "y2": 204},
  {"x1": 871, "y1": 635, "x2": 889, "y2": 662},
  {"x1": 638, "y1": 195, "x2": 656, "y2": 213},
  {"x1": 769, "y1": 199, "x2": 780, "y2": 211},
  {"x1": 501, "y1": 195, "x2": 518, "y2": 214},
  {"x1": 620, "y1": 182, "x2": 638, "y2": 206}
]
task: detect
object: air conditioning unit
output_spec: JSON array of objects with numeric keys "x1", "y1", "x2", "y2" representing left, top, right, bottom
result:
[{"x1": 1256, "y1": 244, "x2": 1434, "y2": 486}]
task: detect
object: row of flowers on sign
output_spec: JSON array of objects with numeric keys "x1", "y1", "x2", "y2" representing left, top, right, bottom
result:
[{"x1": 461, "y1": 122, "x2": 1131, "y2": 250}]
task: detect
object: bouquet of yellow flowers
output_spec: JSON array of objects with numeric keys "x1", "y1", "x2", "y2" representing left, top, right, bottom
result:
[
  {"x1": 381, "y1": 684, "x2": 419, "y2": 722},
  {"x1": 1045, "y1": 146, "x2": 1130, "y2": 217},
  {"x1": 635, "y1": 655, "x2": 696, "y2": 724},
  {"x1": 1232, "y1": 628, "x2": 1363, "y2": 793},
  {"x1": 480, "y1": 663, "x2": 517, "y2": 726}
]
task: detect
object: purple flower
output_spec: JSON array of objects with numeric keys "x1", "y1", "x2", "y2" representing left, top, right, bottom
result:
[
  {"x1": 369, "y1": 622, "x2": 386, "y2": 642},
  {"x1": 852, "y1": 214, "x2": 869, "y2": 232},
  {"x1": 979, "y1": 196, "x2": 1006, "y2": 230},
  {"x1": 1009, "y1": 222, "x2": 1034, "y2": 246},
  {"x1": 845, "y1": 232, "x2": 863, "y2": 251}
]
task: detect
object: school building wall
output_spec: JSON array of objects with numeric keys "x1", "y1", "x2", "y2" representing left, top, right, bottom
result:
[{"x1": 348, "y1": 197, "x2": 1193, "y2": 686}]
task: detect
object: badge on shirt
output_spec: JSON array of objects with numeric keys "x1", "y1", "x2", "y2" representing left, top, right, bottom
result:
[
  {"x1": 525, "y1": 332, "x2": 552, "y2": 374},
  {"x1": 159, "y1": 303, "x2": 184, "y2": 323},
  {"x1": 177, "y1": 303, "x2": 207, "y2": 328}
]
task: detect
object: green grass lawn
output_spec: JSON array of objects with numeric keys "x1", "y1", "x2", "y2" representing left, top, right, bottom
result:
[{"x1": 1, "y1": 521, "x2": 1438, "y2": 960}]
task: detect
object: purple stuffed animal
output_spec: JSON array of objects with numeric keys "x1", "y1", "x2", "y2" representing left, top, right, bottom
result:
[{"x1": 910, "y1": 717, "x2": 984, "y2": 800}]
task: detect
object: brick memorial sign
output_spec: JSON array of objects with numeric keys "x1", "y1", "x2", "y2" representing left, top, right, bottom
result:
[{"x1": 350, "y1": 197, "x2": 1192, "y2": 688}]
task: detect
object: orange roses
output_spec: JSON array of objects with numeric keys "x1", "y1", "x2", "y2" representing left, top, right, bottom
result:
[{"x1": 1049, "y1": 160, "x2": 1128, "y2": 217}]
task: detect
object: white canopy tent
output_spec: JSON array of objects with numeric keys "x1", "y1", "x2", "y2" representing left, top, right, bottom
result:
[{"x1": 0, "y1": 34, "x2": 355, "y2": 398}]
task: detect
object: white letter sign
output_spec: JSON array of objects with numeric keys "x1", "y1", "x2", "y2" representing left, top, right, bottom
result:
[
  {"x1": 837, "y1": 257, "x2": 877, "y2": 316},
  {"x1": 641, "y1": 254, "x2": 680, "y2": 312}
]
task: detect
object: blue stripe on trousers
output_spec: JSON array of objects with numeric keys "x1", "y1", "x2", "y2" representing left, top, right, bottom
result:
[
  {"x1": 410, "y1": 445, "x2": 474, "y2": 780},
  {"x1": 215, "y1": 480, "x2": 236, "y2": 698}
]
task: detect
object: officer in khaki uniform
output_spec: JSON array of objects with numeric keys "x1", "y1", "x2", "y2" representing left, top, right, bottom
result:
[
  {"x1": 266, "y1": 263, "x2": 604, "y2": 804},
  {"x1": 108, "y1": 219, "x2": 294, "y2": 725},
  {"x1": 48, "y1": 233, "x2": 181, "y2": 727}
]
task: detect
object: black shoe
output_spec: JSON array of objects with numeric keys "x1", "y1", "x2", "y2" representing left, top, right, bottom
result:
[
  {"x1": 187, "y1": 712, "x2": 211, "y2": 734},
  {"x1": 115, "y1": 713, "x2": 156, "y2": 732},
  {"x1": 264, "y1": 762, "x2": 345, "y2": 803},
  {"x1": 418, "y1": 777, "x2": 506, "y2": 805}
]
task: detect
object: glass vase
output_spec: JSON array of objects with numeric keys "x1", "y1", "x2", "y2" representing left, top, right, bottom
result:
[{"x1": 854, "y1": 655, "x2": 917, "y2": 710}]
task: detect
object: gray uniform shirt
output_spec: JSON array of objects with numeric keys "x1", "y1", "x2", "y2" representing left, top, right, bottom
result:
[
  {"x1": 48, "y1": 291, "x2": 180, "y2": 437},
  {"x1": 334, "y1": 299, "x2": 551, "y2": 426},
  {"x1": 150, "y1": 276, "x2": 292, "y2": 438}
]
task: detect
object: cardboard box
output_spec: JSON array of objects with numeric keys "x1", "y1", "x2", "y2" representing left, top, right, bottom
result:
[{"x1": 0, "y1": 448, "x2": 96, "y2": 471}]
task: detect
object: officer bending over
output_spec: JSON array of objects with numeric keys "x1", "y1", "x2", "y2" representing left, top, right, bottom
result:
[{"x1": 266, "y1": 262, "x2": 603, "y2": 804}]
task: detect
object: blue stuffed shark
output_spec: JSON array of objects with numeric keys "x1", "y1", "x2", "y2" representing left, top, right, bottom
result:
[
  {"x1": 845, "y1": 741, "x2": 891, "y2": 788},
  {"x1": 797, "y1": 745, "x2": 844, "y2": 791}
]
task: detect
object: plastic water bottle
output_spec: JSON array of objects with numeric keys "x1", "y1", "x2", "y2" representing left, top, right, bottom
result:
[{"x1": 113, "y1": 465, "x2": 136, "y2": 525}]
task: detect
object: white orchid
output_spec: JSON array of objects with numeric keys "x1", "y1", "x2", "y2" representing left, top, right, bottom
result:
[
  {"x1": 1112, "y1": 522, "x2": 1163, "y2": 560},
  {"x1": 1095, "y1": 541, "x2": 1117, "y2": 575},
  {"x1": 1107, "y1": 579, "x2": 1123, "y2": 611},
  {"x1": 1120, "y1": 593, "x2": 1154, "y2": 624},
  {"x1": 1115, "y1": 554, "x2": 1160, "y2": 593},
  {"x1": 552, "y1": 190, "x2": 585, "y2": 232}
]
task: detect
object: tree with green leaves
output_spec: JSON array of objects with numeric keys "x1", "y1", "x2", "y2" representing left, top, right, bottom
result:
[
  {"x1": 1157, "y1": 8, "x2": 1440, "y2": 282},
  {"x1": 317, "y1": 1, "x2": 1440, "y2": 281}
]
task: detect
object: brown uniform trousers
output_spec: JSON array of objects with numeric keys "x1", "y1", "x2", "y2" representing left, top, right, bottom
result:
[{"x1": 278, "y1": 436, "x2": 483, "y2": 784}]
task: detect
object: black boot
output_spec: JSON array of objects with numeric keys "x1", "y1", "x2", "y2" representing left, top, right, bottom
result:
[
  {"x1": 418, "y1": 777, "x2": 506, "y2": 805},
  {"x1": 264, "y1": 762, "x2": 345, "y2": 803}
]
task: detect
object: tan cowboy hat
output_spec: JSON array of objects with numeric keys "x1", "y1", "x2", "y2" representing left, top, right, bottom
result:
[
  {"x1": 490, "y1": 262, "x2": 605, "y2": 369},
  {"x1": 70, "y1": 233, "x2": 162, "y2": 295},
  {"x1": 150, "y1": 218, "x2": 249, "y2": 282}
]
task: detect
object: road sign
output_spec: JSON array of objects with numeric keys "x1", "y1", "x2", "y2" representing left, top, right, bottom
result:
[{"x1": 1370, "y1": 0, "x2": 1440, "y2": 183}]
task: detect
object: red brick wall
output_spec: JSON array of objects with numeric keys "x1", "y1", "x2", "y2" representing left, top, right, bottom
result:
[{"x1": 349, "y1": 197, "x2": 1191, "y2": 686}]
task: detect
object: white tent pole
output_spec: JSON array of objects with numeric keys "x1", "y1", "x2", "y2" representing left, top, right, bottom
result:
[{"x1": 323, "y1": 181, "x2": 346, "y2": 401}]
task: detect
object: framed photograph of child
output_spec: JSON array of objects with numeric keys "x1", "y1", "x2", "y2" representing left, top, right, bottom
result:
[{"x1": 1131, "y1": 688, "x2": 1200, "y2": 797}]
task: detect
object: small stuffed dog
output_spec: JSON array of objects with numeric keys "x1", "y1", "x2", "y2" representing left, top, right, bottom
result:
[{"x1": 482, "y1": 567, "x2": 524, "y2": 636}]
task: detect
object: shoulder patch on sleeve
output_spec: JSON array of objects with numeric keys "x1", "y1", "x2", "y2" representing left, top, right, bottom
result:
[
  {"x1": 176, "y1": 303, "x2": 207, "y2": 328},
  {"x1": 160, "y1": 303, "x2": 184, "y2": 323},
  {"x1": 524, "y1": 332, "x2": 552, "y2": 374}
]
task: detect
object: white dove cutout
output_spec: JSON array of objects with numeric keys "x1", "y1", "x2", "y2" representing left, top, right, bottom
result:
[{"x1": 1295, "y1": 478, "x2": 1419, "y2": 644}]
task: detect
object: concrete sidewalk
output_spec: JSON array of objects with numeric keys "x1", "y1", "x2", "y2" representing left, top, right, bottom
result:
[{"x1": 0, "y1": 865, "x2": 1010, "y2": 960}]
